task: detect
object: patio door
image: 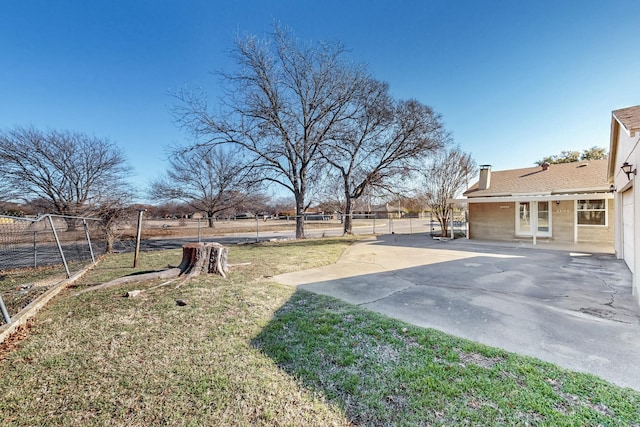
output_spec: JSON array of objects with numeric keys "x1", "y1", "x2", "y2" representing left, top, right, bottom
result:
[{"x1": 516, "y1": 201, "x2": 551, "y2": 237}]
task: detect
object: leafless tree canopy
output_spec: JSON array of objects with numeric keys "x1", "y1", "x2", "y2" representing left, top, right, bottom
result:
[
  {"x1": 321, "y1": 76, "x2": 448, "y2": 233},
  {"x1": 421, "y1": 147, "x2": 476, "y2": 236},
  {"x1": 173, "y1": 26, "x2": 371, "y2": 238},
  {"x1": 149, "y1": 146, "x2": 253, "y2": 226},
  {"x1": 94, "y1": 190, "x2": 137, "y2": 253},
  {"x1": 173, "y1": 26, "x2": 452, "y2": 237},
  {"x1": 0, "y1": 127, "x2": 132, "y2": 228}
]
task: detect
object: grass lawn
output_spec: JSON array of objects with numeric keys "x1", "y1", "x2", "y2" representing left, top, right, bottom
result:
[{"x1": 0, "y1": 237, "x2": 639, "y2": 426}]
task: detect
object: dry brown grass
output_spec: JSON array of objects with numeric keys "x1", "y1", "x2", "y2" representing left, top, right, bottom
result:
[{"x1": 0, "y1": 238, "x2": 357, "y2": 426}]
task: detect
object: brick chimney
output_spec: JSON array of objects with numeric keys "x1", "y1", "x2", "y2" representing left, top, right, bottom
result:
[{"x1": 478, "y1": 165, "x2": 491, "y2": 190}]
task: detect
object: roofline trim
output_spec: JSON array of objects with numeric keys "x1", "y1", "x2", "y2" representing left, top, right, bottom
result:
[{"x1": 450, "y1": 192, "x2": 613, "y2": 204}]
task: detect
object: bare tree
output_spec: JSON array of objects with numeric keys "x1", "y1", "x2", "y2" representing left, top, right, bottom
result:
[
  {"x1": 315, "y1": 172, "x2": 347, "y2": 220},
  {"x1": 94, "y1": 191, "x2": 136, "y2": 253},
  {"x1": 0, "y1": 182, "x2": 16, "y2": 205},
  {"x1": 421, "y1": 147, "x2": 476, "y2": 236},
  {"x1": 173, "y1": 26, "x2": 370, "y2": 238},
  {"x1": 0, "y1": 127, "x2": 132, "y2": 230},
  {"x1": 321, "y1": 77, "x2": 448, "y2": 234},
  {"x1": 227, "y1": 192, "x2": 272, "y2": 218},
  {"x1": 150, "y1": 146, "x2": 252, "y2": 227}
]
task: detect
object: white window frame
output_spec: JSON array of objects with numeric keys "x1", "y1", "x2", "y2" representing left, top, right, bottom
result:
[{"x1": 576, "y1": 199, "x2": 608, "y2": 227}]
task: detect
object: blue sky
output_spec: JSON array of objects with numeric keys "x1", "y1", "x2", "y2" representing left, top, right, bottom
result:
[{"x1": 2, "y1": 1, "x2": 639, "y2": 200}]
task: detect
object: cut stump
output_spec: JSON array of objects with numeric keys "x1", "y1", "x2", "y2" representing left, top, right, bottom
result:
[
  {"x1": 178, "y1": 242, "x2": 229, "y2": 279},
  {"x1": 74, "y1": 242, "x2": 229, "y2": 295}
]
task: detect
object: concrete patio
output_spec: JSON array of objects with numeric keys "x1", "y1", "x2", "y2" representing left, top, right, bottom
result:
[{"x1": 274, "y1": 234, "x2": 640, "y2": 391}]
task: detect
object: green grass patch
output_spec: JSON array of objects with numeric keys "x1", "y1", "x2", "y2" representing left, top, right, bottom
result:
[
  {"x1": 0, "y1": 236, "x2": 638, "y2": 426},
  {"x1": 254, "y1": 292, "x2": 640, "y2": 425}
]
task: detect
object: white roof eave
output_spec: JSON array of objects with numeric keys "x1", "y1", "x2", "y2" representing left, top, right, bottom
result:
[{"x1": 450, "y1": 192, "x2": 613, "y2": 204}]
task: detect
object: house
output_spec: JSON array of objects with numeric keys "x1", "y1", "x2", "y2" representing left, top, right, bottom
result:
[
  {"x1": 459, "y1": 159, "x2": 614, "y2": 246},
  {"x1": 608, "y1": 104, "x2": 640, "y2": 303},
  {"x1": 352, "y1": 203, "x2": 406, "y2": 219}
]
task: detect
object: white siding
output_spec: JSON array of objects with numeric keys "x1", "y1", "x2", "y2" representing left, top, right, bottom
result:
[{"x1": 622, "y1": 188, "x2": 634, "y2": 273}]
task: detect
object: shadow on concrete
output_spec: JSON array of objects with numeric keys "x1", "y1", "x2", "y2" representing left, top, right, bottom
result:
[{"x1": 272, "y1": 233, "x2": 640, "y2": 391}]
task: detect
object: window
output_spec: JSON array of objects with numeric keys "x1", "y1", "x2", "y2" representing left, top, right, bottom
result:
[
  {"x1": 537, "y1": 201, "x2": 550, "y2": 232},
  {"x1": 577, "y1": 199, "x2": 606, "y2": 225}
]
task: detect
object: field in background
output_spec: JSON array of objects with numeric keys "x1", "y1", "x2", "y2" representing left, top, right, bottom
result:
[{"x1": 136, "y1": 216, "x2": 459, "y2": 240}]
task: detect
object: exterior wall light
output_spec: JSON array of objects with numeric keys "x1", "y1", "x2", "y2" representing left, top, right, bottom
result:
[{"x1": 621, "y1": 162, "x2": 637, "y2": 180}]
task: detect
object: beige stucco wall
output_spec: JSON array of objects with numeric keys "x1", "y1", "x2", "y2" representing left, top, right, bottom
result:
[{"x1": 468, "y1": 202, "x2": 515, "y2": 240}]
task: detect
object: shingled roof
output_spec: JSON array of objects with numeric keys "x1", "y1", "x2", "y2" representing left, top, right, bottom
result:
[
  {"x1": 464, "y1": 159, "x2": 609, "y2": 198},
  {"x1": 612, "y1": 105, "x2": 640, "y2": 135}
]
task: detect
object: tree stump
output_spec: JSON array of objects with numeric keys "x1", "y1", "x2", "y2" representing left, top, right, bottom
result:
[
  {"x1": 74, "y1": 242, "x2": 229, "y2": 295},
  {"x1": 178, "y1": 242, "x2": 229, "y2": 279}
]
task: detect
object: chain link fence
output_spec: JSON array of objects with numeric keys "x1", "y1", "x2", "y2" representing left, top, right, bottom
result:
[
  {"x1": 137, "y1": 213, "x2": 468, "y2": 244},
  {"x1": 0, "y1": 211, "x2": 468, "y2": 323},
  {"x1": 0, "y1": 214, "x2": 104, "y2": 323}
]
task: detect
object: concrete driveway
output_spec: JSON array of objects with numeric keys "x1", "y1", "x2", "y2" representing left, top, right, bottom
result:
[{"x1": 273, "y1": 234, "x2": 640, "y2": 391}]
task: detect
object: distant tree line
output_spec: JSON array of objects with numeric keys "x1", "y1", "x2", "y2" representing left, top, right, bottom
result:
[{"x1": 535, "y1": 146, "x2": 607, "y2": 166}]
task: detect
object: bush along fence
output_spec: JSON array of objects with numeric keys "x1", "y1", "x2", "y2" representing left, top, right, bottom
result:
[{"x1": 0, "y1": 214, "x2": 104, "y2": 324}]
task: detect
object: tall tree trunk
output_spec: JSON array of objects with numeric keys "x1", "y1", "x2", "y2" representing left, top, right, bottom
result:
[
  {"x1": 207, "y1": 212, "x2": 215, "y2": 228},
  {"x1": 63, "y1": 216, "x2": 78, "y2": 232},
  {"x1": 343, "y1": 191, "x2": 353, "y2": 235},
  {"x1": 295, "y1": 194, "x2": 305, "y2": 239},
  {"x1": 437, "y1": 209, "x2": 450, "y2": 237},
  {"x1": 105, "y1": 230, "x2": 115, "y2": 253}
]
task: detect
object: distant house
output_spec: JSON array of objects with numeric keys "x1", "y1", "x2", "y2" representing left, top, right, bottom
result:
[
  {"x1": 352, "y1": 203, "x2": 405, "y2": 219},
  {"x1": 458, "y1": 159, "x2": 613, "y2": 245},
  {"x1": 608, "y1": 104, "x2": 640, "y2": 303}
]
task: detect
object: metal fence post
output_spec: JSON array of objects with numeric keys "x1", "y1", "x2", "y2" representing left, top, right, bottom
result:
[
  {"x1": 255, "y1": 215, "x2": 259, "y2": 243},
  {"x1": 0, "y1": 295, "x2": 11, "y2": 324},
  {"x1": 133, "y1": 209, "x2": 146, "y2": 268},
  {"x1": 47, "y1": 215, "x2": 70, "y2": 278},
  {"x1": 83, "y1": 219, "x2": 95, "y2": 263},
  {"x1": 33, "y1": 231, "x2": 37, "y2": 268}
]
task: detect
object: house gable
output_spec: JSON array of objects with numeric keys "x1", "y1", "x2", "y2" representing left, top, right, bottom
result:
[{"x1": 608, "y1": 105, "x2": 640, "y2": 182}]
